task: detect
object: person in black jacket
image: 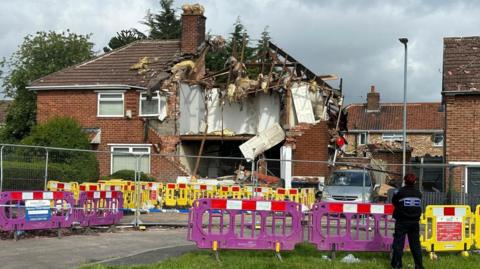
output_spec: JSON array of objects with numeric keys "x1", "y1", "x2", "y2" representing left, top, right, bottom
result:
[{"x1": 391, "y1": 173, "x2": 424, "y2": 269}]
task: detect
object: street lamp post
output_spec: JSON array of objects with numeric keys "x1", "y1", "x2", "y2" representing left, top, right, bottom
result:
[{"x1": 399, "y1": 37, "x2": 408, "y2": 181}]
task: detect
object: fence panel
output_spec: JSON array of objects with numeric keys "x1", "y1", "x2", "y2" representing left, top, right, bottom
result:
[{"x1": 1, "y1": 145, "x2": 47, "y2": 191}]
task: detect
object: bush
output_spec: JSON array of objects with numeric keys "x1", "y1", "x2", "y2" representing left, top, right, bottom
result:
[
  {"x1": 19, "y1": 117, "x2": 99, "y2": 182},
  {"x1": 1, "y1": 160, "x2": 97, "y2": 190},
  {"x1": 101, "y1": 170, "x2": 157, "y2": 182}
]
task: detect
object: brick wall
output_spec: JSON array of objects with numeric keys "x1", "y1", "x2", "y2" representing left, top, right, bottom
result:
[
  {"x1": 36, "y1": 89, "x2": 186, "y2": 180},
  {"x1": 445, "y1": 95, "x2": 480, "y2": 190},
  {"x1": 291, "y1": 121, "x2": 330, "y2": 177}
]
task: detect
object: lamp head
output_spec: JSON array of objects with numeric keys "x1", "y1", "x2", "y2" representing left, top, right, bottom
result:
[{"x1": 399, "y1": 38, "x2": 408, "y2": 44}]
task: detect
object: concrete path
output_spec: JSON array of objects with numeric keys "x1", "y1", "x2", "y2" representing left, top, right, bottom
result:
[{"x1": 0, "y1": 227, "x2": 192, "y2": 269}]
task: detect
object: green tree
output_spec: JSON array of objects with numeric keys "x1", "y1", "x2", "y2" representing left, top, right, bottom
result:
[
  {"x1": 256, "y1": 26, "x2": 271, "y2": 61},
  {"x1": 206, "y1": 18, "x2": 253, "y2": 73},
  {"x1": 142, "y1": 0, "x2": 181, "y2": 39},
  {"x1": 21, "y1": 117, "x2": 99, "y2": 182},
  {"x1": 103, "y1": 29, "x2": 147, "y2": 52},
  {"x1": 0, "y1": 30, "x2": 94, "y2": 142}
]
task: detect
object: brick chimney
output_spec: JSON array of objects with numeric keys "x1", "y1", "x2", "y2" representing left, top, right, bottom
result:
[
  {"x1": 366, "y1": 85, "x2": 380, "y2": 111},
  {"x1": 180, "y1": 3, "x2": 206, "y2": 54}
]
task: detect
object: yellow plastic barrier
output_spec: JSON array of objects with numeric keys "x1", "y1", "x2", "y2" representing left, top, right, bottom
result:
[
  {"x1": 286, "y1": 188, "x2": 300, "y2": 203},
  {"x1": 100, "y1": 179, "x2": 134, "y2": 209},
  {"x1": 254, "y1": 187, "x2": 272, "y2": 200},
  {"x1": 47, "y1": 180, "x2": 80, "y2": 200},
  {"x1": 164, "y1": 183, "x2": 177, "y2": 207},
  {"x1": 231, "y1": 185, "x2": 242, "y2": 199},
  {"x1": 189, "y1": 183, "x2": 207, "y2": 206},
  {"x1": 420, "y1": 205, "x2": 473, "y2": 259},
  {"x1": 299, "y1": 188, "x2": 315, "y2": 208},
  {"x1": 243, "y1": 186, "x2": 254, "y2": 199},
  {"x1": 177, "y1": 183, "x2": 188, "y2": 207},
  {"x1": 79, "y1": 182, "x2": 100, "y2": 192},
  {"x1": 475, "y1": 205, "x2": 480, "y2": 250},
  {"x1": 205, "y1": 185, "x2": 217, "y2": 198},
  {"x1": 123, "y1": 181, "x2": 136, "y2": 209},
  {"x1": 274, "y1": 188, "x2": 286, "y2": 201},
  {"x1": 218, "y1": 185, "x2": 230, "y2": 199}
]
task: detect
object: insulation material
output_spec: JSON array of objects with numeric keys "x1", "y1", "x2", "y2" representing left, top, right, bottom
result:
[
  {"x1": 179, "y1": 83, "x2": 204, "y2": 134},
  {"x1": 159, "y1": 95, "x2": 168, "y2": 121},
  {"x1": 291, "y1": 83, "x2": 316, "y2": 124},
  {"x1": 240, "y1": 123, "x2": 285, "y2": 160},
  {"x1": 179, "y1": 83, "x2": 280, "y2": 135}
]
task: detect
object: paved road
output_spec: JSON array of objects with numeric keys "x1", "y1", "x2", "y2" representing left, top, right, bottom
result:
[{"x1": 0, "y1": 227, "x2": 192, "y2": 269}]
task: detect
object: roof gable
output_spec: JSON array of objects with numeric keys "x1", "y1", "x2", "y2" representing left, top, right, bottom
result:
[{"x1": 30, "y1": 40, "x2": 180, "y2": 89}]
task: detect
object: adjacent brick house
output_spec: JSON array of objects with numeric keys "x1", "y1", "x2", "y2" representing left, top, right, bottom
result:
[
  {"x1": 344, "y1": 86, "x2": 444, "y2": 190},
  {"x1": 28, "y1": 6, "x2": 341, "y2": 183},
  {"x1": 443, "y1": 36, "x2": 480, "y2": 196}
]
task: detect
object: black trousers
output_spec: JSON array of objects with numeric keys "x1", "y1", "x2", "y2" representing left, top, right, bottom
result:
[{"x1": 391, "y1": 220, "x2": 424, "y2": 269}]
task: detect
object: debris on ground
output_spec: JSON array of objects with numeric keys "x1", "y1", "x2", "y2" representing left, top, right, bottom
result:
[{"x1": 341, "y1": 253, "x2": 360, "y2": 263}]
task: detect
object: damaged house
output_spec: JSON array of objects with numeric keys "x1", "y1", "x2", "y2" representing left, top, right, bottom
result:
[
  {"x1": 344, "y1": 86, "x2": 444, "y2": 190},
  {"x1": 28, "y1": 4, "x2": 344, "y2": 185}
]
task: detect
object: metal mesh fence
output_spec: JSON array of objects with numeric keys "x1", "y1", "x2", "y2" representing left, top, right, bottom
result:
[{"x1": 1, "y1": 143, "x2": 480, "y2": 219}]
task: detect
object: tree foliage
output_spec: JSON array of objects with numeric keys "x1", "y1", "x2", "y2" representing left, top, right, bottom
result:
[
  {"x1": 0, "y1": 30, "x2": 94, "y2": 142},
  {"x1": 20, "y1": 117, "x2": 99, "y2": 182},
  {"x1": 103, "y1": 0, "x2": 180, "y2": 52},
  {"x1": 103, "y1": 29, "x2": 147, "y2": 52},
  {"x1": 142, "y1": 0, "x2": 181, "y2": 39},
  {"x1": 21, "y1": 117, "x2": 91, "y2": 148},
  {"x1": 206, "y1": 18, "x2": 271, "y2": 77}
]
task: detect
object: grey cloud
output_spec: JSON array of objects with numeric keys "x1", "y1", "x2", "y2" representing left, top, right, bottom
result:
[{"x1": 2, "y1": 0, "x2": 480, "y2": 105}]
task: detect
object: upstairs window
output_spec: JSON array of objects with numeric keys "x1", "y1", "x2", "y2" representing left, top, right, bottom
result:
[
  {"x1": 139, "y1": 91, "x2": 167, "y2": 119},
  {"x1": 140, "y1": 91, "x2": 160, "y2": 116},
  {"x1": 432, "y1": 134, "x2": 444, "y2": 147},
  {"x1": 382, "y1": 133, "x2": 404, "y2": 141},
  {"x1": 357, "y1": 133, "x2": 368, "y2": 145},
  {"x1": 98, "y1": 92, "x2": 124, "y2": 117}
]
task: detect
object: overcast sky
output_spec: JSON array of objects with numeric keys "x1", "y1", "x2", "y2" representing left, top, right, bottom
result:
[{"x1": 1, "y1": 0, "x2": 480, "y2": 104}]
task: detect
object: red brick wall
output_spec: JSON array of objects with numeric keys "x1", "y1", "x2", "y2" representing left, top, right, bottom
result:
[
  {"x1": 36, "y1": 89, "x2": 186, "y2": 180},
  {"x1": 292, "y1": 121, "x2": 330, "y2": 177},
  {"x1": 445, "y1": 95, "x2": 480, "y2": 190}
]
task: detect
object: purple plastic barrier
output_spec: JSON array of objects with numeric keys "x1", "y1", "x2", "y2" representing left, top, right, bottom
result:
[
  {"x1": 188, "y1": 198, "x2": 303, "y2": 251},
  {"x1": 309, "y1": 202, "x2": 395, "y2": 252},
  {"x1": 74, "y1": 191, "x2": 123, "y2": 227},
  {"x1": 0, "y1": 191, "x2": 74, "y2": 232}
]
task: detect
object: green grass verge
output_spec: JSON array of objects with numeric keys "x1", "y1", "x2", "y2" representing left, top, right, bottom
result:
[{"x1": 81, "y1": 243, "x2": 480, "y2": 269}]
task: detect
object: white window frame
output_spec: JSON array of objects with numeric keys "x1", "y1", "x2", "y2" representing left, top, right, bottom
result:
[
  {"x1": 357, "y1": 133, "x2": 368, "y2": 145},
  {"x1": 97, "y1": 92, "x2": 125, "y2": 117},
  {"x1": 139, "y1": 91, "x2": 161, "y2": 117},
  {"x1": 432, "y1": 134, "x2": 444, "y2": 147},
  {"x1": 382, "y1": 133, "x2": 404, "y2": 141},
  {"x1": 110, "y1": 144, "x2": 151, "y2": 174}
]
